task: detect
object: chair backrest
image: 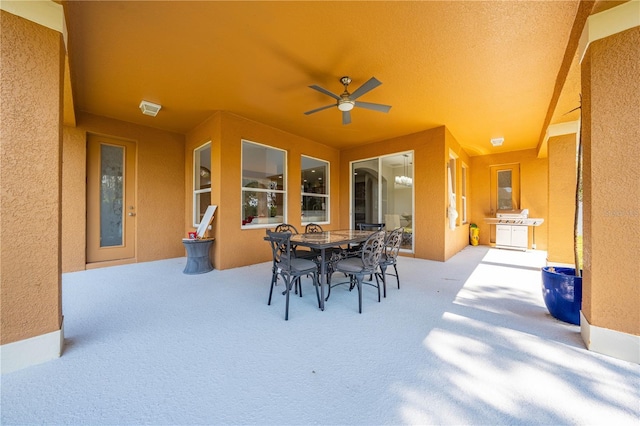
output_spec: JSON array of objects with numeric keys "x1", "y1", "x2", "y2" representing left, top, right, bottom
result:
[
  {"x1": 275, "y1": 223, "x2": 299, "y2": 234},
  {"x1": 265, "y1": 230, "x2": 293, "y2": 272},
  {"x1": 357, "y1": 223, "x2": 385, "y2": 231},
  {"x1": 384, "y1": 214, "x2": 401, "y2": 231},
  {"x1": 360, "y1": 230, "x2": 386, "y2": 271},
  {"x1": 384, "y1": 228, "x2": 403, "y2": 261},
  {"x1": 305, "y1": 223, "x2": 323, "y2": 233}
]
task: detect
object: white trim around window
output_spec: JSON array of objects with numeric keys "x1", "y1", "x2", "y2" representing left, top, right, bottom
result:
[
  {"x1": 301, "y1": 155, "x2": 329, "y2": 225},
  {"x1": 241, "y1": 140, "x2": 287, "y2": 229},
  {"x1": 193, "y1": 141, "x2": 212, "y2": 227}
]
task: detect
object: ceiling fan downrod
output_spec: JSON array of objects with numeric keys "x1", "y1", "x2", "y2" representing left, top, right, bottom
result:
[{"x1": 338, "y1": 76, "x2": 355, "y2": 111}]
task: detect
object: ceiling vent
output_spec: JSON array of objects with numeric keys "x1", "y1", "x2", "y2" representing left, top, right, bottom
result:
[
  {"x1": 139, "y1": 100, "x2": 161, "y2": 117},
  {"x1": 491, "y1": 137, "x2": 504, "y2": 147}
]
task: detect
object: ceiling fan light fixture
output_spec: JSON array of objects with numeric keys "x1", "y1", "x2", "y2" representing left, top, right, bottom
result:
[
  {"x1": 338, "y1": 100, "x2": 354, "y2": 111},
  {"x1": 139, "y1": 100, "x2": 162, "y2": 117}
]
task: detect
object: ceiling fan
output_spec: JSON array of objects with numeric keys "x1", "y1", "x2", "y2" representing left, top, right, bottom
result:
[{"x1": 304, "y1": 76, "x2": 392, "y2": 125}]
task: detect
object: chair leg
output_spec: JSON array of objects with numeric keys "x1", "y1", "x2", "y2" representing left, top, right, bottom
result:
[
  {"x1": 268, "y1": 272, "x2": 277, "y2": 305},
  {"x1": 393, "y1": 264, "x2": 400, "y2": 289},
  {"x1": 284, "y1": 275, "x2": 292, "y2": 321},
  {"x1": 378, "y1": 265, "x2": 388, "y2": 298},
  {"x1": 313, "y1": 273, "x2": 321, "y2": 309},
  {"x1": 356, "y1": 274, "x2": 363, "y2": 314}
]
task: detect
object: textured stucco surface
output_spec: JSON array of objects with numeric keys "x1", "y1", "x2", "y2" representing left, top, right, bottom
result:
[
  {"x1": 1, "y1": 11, "x2": 63, "y2": 344},
  {"x1": 186, "y1": 112, "x2": 341, "y2": 270},
  {"x1": 444, "y1": 127, "x2": 472, "y2": 261},
  {"x1": 582, "y1": 27, "x2": 640, "y2": 335},
  {"x1": 469, "y1": 150, "x2": 549, "y2": 249},
  {"x1": 547, "y1": 134, "x2": 578, "y2": 264},
  {"x1": 61, "y1": 113, "x2": 185, "y2": 271},
  {"x1": 340, "y1": 126, "x2": 451, "y2": 261},
  {"x1": 61, "y1": 126, "x2": 86, "y2": 272}
]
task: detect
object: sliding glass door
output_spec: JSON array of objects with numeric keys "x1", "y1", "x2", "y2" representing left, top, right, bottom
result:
[{"x1": 351, "y1": 152, "x2": 413, "y2": 251}]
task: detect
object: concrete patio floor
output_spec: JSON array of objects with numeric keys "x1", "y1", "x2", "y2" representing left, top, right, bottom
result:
[{"x1": 1, "y1": 245, "x2": 638, "y2": 425}]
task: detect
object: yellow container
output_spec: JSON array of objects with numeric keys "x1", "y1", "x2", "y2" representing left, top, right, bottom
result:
[{"x1": 470, "y1": 226, "x2": 479, "y2": 246}]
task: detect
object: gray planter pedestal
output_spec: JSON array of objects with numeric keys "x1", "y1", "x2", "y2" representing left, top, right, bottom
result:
[{"x1": 182, "y1": 238, "x2": 214, "y2": 274}]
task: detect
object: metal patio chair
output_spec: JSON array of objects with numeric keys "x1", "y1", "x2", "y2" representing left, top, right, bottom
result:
[
  {"x1": 331, "y1": 230, "x2": 386, "y2": 313},
  {"x1": 265, "y1": 230, "x2": 321, "y2": 320},
  {"x1": 375, "y1": 227, "x2": 403, "y2": 298}
]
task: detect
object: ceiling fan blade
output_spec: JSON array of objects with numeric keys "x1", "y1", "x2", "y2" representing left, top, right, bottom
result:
[
  {"x1": 354, "y1": 101, "x2": 392, "y2": 113},
  {"x1": 342, "y1": 110, "x2": 352, "y2": 125},
  {"x1": 349, "y1": 77, "x2": 382, "y2": 100},
  {"x1": 304, "y1": 104, "x2": 335, "y2": 115},
  {"x1": 308, "y1": 85, "x2": 340, "y2": 100}
]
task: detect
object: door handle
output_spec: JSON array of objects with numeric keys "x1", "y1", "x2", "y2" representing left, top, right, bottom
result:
[{"x1": 128, "y1": 212, "x2": 136, "y2": 216}]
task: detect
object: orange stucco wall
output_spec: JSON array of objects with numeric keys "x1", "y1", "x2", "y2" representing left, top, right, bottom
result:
[
  {"x1": 469, "y1": 149, "x2": 548, "y2": 249},
  {"x1": 186, "y1": 111, "x2": 341, "y2": 270},
  {"x1": 61, "y1": 113, "x2": 186, "y2": 271},
  {"x1": 1, "y1": 11, "x2": 63, "y2": 344},
  {"x1": 581, "y1": 27, "x2": 639, "y2": 336},
  {"x1": 444, "y1": 127, "x2": 472, "y2": 260},
  {"x1": 62, "y1": 126, "x2": 87, "y2": 272},
  {"x1": 547, "y1": 133, "x2": 578, "y2": 264},
  {"x1": 340, "y1": 126, "x2": 469, "y2": 262}
]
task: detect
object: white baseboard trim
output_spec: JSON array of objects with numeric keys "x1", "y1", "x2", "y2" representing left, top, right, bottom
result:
[
  {"x1": 0, "y1": 319, "x2": 64, "y2": 374},
  {"x1": 581, "y1": 312, "x2": 639, "y2": 364}
]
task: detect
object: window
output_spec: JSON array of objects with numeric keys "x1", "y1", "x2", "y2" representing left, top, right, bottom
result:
[
  {"x1": 301, "y1": 155, "x2": 329, "y2": 224},
  {"x1": 241, "y1": 140, "x2": 286, "y2": 227},
  {"x1": 489, "y1": 164, "x2": 520, "y2": 215},
  {"x1": 461, "y1": 163, "x2": 468, "y2": 224},
  {"x1": 448, "y1": 154, "x2": 457, "y2": 224},
  {"x1": 497, "y1": 170, "x2": 513, "y2": 210},
  {"x1": 193, "y1": 142, "x2": 211, "y2": 226}
]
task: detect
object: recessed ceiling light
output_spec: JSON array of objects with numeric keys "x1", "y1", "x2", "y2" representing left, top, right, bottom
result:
[
  {"x1": 491, "y1": 137, "x2": 504, "y2": 147},
  {"x1": 139, "y1": 100, "x2": 161, "y2": 117}
]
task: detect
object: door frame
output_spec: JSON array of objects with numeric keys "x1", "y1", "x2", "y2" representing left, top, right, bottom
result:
[{"x1": 86, "y1": 134, "x2": 137, "y2": 267}]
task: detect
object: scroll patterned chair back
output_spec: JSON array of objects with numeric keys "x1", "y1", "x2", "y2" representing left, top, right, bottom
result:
[
  {"x1": 274, "y1": 223, "x2": 313, "y2": 259},
  {"x1": 357, "y1": 223, "x2": 386, "y2": 231},
  {"x1": 305, "y1": 223, "x2": 323, "y2": 233},
  {"x1": 332, "y1": 230, "x2": 386, "y2": 313},
  {"x1": 275, "y1": 223, "x2": 299, "y2": 234},
  {"x1": 376, "y1": 227, "x2": 403, "y2": 298},
  {"x1": 348, "y1": 222, "x2": 385, "y2": 255},
  {"x1": 360, "y1": 230, "x2": 386, "y2": 270},
  {"x1": 265, "y1": 230, "x2": 320, "y2": 320}
]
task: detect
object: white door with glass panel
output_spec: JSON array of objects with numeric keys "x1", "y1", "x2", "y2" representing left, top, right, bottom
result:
[{"x1": 87, "y1": 134, "x2": 136, "y2": 263}]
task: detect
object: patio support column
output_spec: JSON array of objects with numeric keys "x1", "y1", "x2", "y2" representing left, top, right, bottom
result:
[
  {"x1": 547, "y1": 132, "x2": 578, "y2": 265},
  {"x1": 579, "y1": 2, "x2": 639, "y2": 363},
  {"x1": 0, "y1": 3, "x2": 65, "y2": 373}
]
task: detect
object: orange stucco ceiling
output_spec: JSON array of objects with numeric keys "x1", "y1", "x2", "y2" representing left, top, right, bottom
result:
[{"x1": 64, "y1": 0, "x2": 588, "y2": 155}]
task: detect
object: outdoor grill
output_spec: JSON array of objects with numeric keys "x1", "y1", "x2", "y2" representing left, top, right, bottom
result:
[{"x1": 484, "y1": 209, "x2": 544, "y2": 250}]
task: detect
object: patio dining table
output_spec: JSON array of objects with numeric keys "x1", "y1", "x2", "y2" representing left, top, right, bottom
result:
[{"x1": 290, "y1": 229, "x2": 374, "y2": 310}]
